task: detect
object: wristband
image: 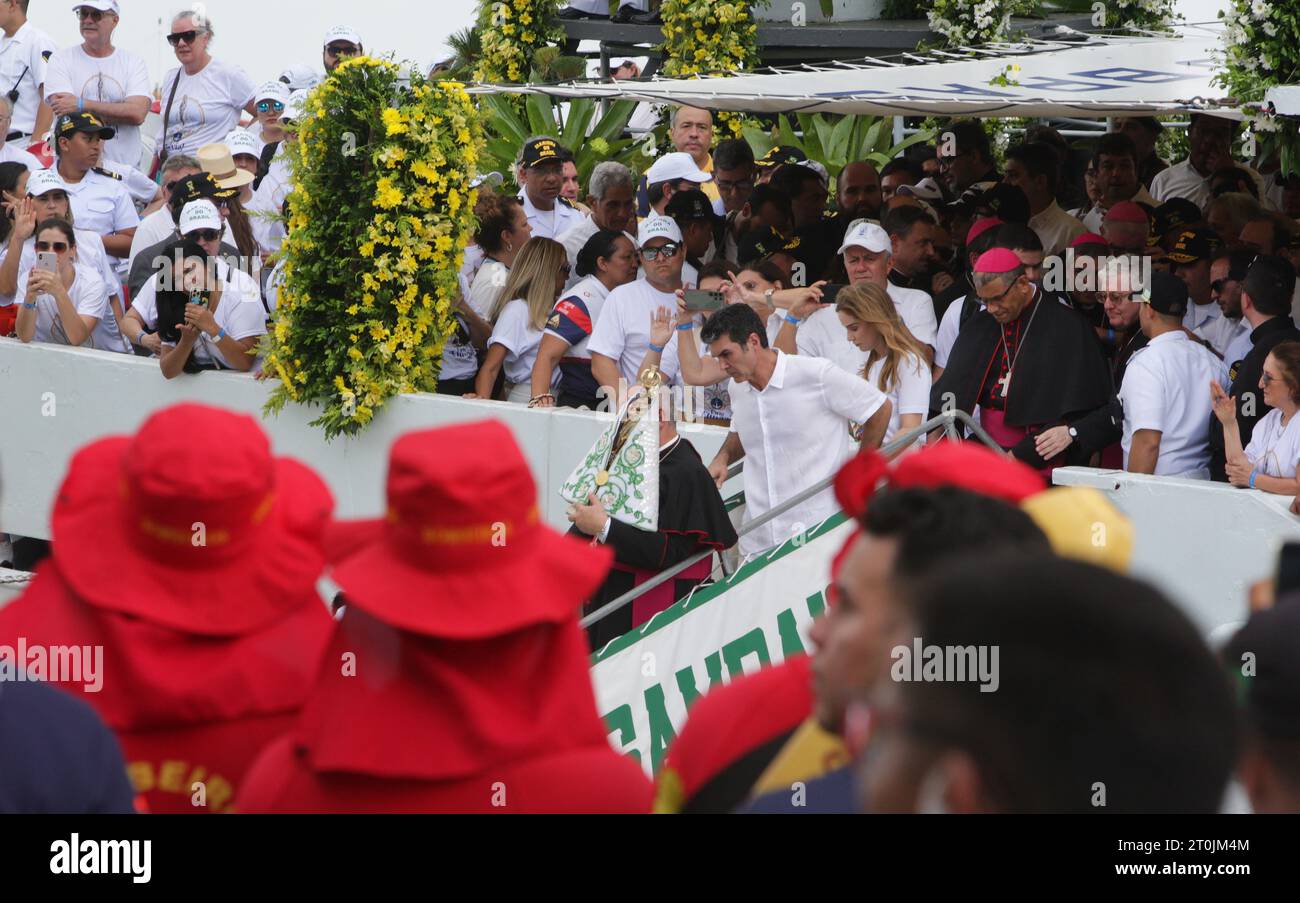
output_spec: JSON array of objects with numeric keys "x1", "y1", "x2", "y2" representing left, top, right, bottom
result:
[
  {"x1": 648, "y1": 342, "x2": 665, "y2": 354},
  {"x1": 1249, "y1": 468, "x2": 1259, "y2": 490},
  {"x1": 77, "y1": 97, "x2": 84, "y2": 113},
  {"x1": 21, "y1": 301, "x2": 36, "y2": 310},
  {"x1": 784, "y1": 314, "x2": 802, "y2": 326},
  {"x1": 212, "y1": 327, "x2": 228, "y2": 342},
  {"x1": 676, "y1": 323, "x2": 694, "y2": 332}
]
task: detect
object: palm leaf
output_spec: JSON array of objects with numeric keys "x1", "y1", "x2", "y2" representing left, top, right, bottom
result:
[
  {"x1": 562, "y1": 99, "x2": 597, "y2": 151},
  {"x1": 479, "y1": 93, "x2": 529, "y2": 147},
  {"x1": 742, "y1": 125, "x2": 775, "y2": 159},
  {"x1": 525, "y1": 93, "x2": 557, "y2": 138},
  {"x1": 590, "y1": 100, "x2": 638, "y2": 143}
]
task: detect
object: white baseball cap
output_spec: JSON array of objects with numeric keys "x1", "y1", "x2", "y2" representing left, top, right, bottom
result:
[
  {"x1": 279, "y1": 65, "x2": 322, "y2": 93},
  {"x1": 896, "y1": 177, "x2": 944, "y2": 203},
  {"x1": 179, "y1": 200, "x2": 223, "y2": 236},
  {"x1": 27, "y1": 168, "x2": 66, "y2": 197},
  {"x1": 224, "y1": 129, "x2": 261, "y2": 161},
  {"x1": 254, "y1": 81, "x2": 290, "y2": 106},
  {"x1": 645, "y1": 152, "x2": 710, "y2": 186},
  {"x1": 324, "y1": 25, "x2": 362, "y2": 47},
  {"x1": 839, "y1": 220, "x2": 891, "y2": 255},
  {"x1": 637, "y1": 215, "x2": 683, "y2": 248},
  {"x1": 799, "y1": 159, "x2": 830, "y2": 185},
  {"x1": 284, "y1": 90, "x2": 311, "y2": 122},
  {"x1": 72, "y1": 1, "x2": 119, "y2": 14}
]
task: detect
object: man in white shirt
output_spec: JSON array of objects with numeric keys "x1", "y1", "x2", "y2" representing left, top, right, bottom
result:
[
  {"x1": 702, "y1": 303, "x2": 891, "y2": 558},
  {"x1": 1203, "y1": 248, "x2": 1256, "y2": 367},
  {"x1": 44, "y1": 2, "x2": 151, "y2": 170},
  {"x1": 0, "y1": 97, "x2": 39, "y2": 169},
  {"x1": 1121, "y1": 271, "x2": 1228, "y2": 479},
  {"x1": 156, "y1": 10, "x2": 255, "y2": 160},
  {"x1": 1004, "y1": 141, "x2": 1085, "y2": 256},
  {"x1": 0, "y1": 0, "x2": 55, "y2": 142},
  {"x1": 556, "y1": 161, "x2": 636, "y2": 288},
  {"x1": 53, "y1": 111, "x2": 137, "y2": 264},
  {"x1": 516, "y1": 136, "x2": 584, "y2": 239},
  {"x1": 1080, "y1": 133, "x2": 1158, "y2": 234},
  {"x1": 801, "y1": 220, "x2": 937, "y2": 371},
  {"x1": 1151, "y1": 114, "x2": 1268, "y2": 210},
  {"x1": 589, "y1": 216, "x2": 686, "y2": 396},
  {"x1": 1166, "y1": 227, "x2": 1223, "y2": 337}
]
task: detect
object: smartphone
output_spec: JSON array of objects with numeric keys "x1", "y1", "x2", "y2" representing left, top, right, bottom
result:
[
  {"x1": 34, "y1": 251, "x2": 58, "y2": 273},
  {"x1": 682, "y1": 290, "x2": 725, "y2": 312},
  {"x1": 1277, "y1": 542, "x2": 1300, "y2": 598},
  {"x1": 820, "y1": 284, "x2": 847, "y2": 305}
]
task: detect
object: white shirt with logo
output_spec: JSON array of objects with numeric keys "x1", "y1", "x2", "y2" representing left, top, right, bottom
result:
[
  {"x1": 44, "y1": 45, "x2": 152, "y2": 168},
  {"x1": 587, "y1": 278, "x2": 684, "y2": 386},
  {"x1": 489, "y1": 297, "x2": 554, "y2": 387},
  {"x1": 158, "y1": 59, "x2": 256, "y2": 159},
  {"x1": 130, "y1": 260, "x2": 266, "y2": 368},
  {"x1": 14, "y1": 262, "x2": 122, "y2": 351}
]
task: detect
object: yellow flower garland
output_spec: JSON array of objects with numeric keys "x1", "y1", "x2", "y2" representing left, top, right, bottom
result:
[
  {"x1": 660, "y1": 0, "x2": 760, "y2": 138},
  {"x1": 263, "y1": 58, "x2": 483, "y2": 438},
  {"x1": 474, "y1": 0, "x2": 565, "y2": 84}
]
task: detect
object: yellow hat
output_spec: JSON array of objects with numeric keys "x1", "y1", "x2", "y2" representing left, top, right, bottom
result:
[{"x1": 1021, "y1": 487, "x2": 1134, "y2": 573}]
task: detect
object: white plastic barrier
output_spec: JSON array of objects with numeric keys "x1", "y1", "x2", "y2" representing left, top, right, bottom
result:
[
  {"x1": 1053, "y1": 467, "x2": 1300, "y2": 637},
  {"x1": 0, "y1": 341, "x2": 732, "y2": 541}
]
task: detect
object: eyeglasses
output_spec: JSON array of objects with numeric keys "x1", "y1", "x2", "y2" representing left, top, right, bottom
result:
[
  {"x1": 188, "y1": 229, "x2": 221, "y2": 243},
  {"x1": 75, "y1": 8, "x2": 106, "y2": 22},
  {"x1": 256, "y1": 100, "x2": 286, "y2": 114},
  {"x1": 558, "y1": 263, "x2": 571, "y2": 277},
  {"x1": 35, "y1": 241, "x2": 69, "y2": 253},
  {"x1": 167, "y1": 30, "x2": 205, "y2": 47},
  {"x1": 326, "y1": 43, "x2": 359, "y2": 57},
  {"x1": 1262, "y1": 372, "x2": 1279, "y2": 385},
  {"x1": 641, "y1": 242, "x2": 680, "y2": 262},
  {"x1": 979, "y1": 277, "x2": 1023, "y2": 306},
  {"x1": 716, "y1": 179, "x2": 754, "y2": 194},
  {"x1": 1210, "y1": 277, "x2": 1239, "y2": 293}
]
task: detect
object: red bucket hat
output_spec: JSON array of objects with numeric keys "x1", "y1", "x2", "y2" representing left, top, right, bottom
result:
[
  {"x1": 50, "y1": 403, "x2": 334, "y2": 637},
  {"x1": 835, "y1": 443, "x2": 1046, "y2": 517},
  {"x1": 329, "y1": 420, "x2": 613, "y2": 640}
]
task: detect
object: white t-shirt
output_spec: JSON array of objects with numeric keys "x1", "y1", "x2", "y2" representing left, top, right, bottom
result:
[
  {"x1": 468, "y1": 258, "x2": 509, "y2": 319},
  {"x1": 158, "y1": 59, "x2": 256, "y2": 159},
  {"x1": 130, "y1": 261, "x2": 266, "y2": 368},
  {"x1": 1150, "y1": 158, "x2": 1269, "y2": 211},
  {"x1": 796, "y1": 304, "x2": 868, "y2": 375},
  {"x1": 0, "y1": 142, "x2": 41, "y2": 171},
  {"x1": 935, "y1": 295, "x2": 977, "y2": 370},
  {"x1": 730, "y1": 350, "x2": 888, "y2": 557},
  {"x1": 44, "y1": 45, "x2": 152, "y2": 168},
  {"x1": 1119, "y1": 331, "x2": 1228, "y2": 478},
  {"x1": 440, "y1": 314, "x2": 479, "y2": 382},
  {"x1": 9, "y1": 229, "x2": 120, "y2": 307},
  {"x1": 13, "y1": 263, "x2": 120, "y2": 351},
  {"x1": 489, "y1": 297, "x2": 553, "y2": 387},
  {"x1": 1244, "y1": 408, "x2": 1300, "y2": 479},
  {"x1": 247, "y1": 152, "x2": 290, "y2": 255},
  {"x1": 587, "y1": 278, "x2": 683, "y2": 386},
  {"x1": 865, "y1": 352, "x2": 931, "y2": 445},
  {"x1": 0, "y1": 22, "x2": 56, "y2": 136}
]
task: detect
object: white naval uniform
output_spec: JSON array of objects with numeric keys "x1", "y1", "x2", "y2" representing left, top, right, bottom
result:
[
  {"x1": 0, "y1": 22, "x2": 56, "y2": 137},
  {"x1": 518, "y1": 190, "x2": 585, "y2": 240},
  {"x1": 58, "y1": 165, "x2": 139, "y2": 278}
]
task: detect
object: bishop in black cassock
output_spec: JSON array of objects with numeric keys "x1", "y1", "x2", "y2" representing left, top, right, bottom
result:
[
  {"x1": 569, "y1": 421, "x2": 738, "y2": 652},
  {"x1": 931, "y1": 248, "x2": 1112, "y2": 470}
]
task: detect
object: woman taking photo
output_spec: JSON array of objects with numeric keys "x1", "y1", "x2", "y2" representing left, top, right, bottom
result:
[
  {"x1": 530, "y1": 229, "x2": 638, "y2": 410},
  {"x1": 14, "y1": 220, "x2": 115, "y2": 351},
  {"x1": 836, "y1": 281, "x2": 931, "y2": 449},
  {"x1": 471, "y1": 237, "x2": 568, "y2": 403},
  {"x1": 1213, "y1": 341, "x2": 1300, "y2": 496},
  {"x1": 467, "y1": 193, "x2": 532, "y2": 319},
  {"x1": 123, "y1": 225, "x2": 266, "y2": 379}
]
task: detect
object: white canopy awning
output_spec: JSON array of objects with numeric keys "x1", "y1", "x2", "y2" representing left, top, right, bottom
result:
[{"x1": 471, "y1": 22, "x2": 1237, "y2": 120}]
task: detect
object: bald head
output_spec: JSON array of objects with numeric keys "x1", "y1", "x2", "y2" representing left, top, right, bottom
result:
[{"x1": 838, "y1": 161, "x2": 882, "y2": 220}]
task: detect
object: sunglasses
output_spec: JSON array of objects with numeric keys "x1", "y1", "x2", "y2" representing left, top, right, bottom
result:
[
  {"x1": 188, "y1": 229, "x2": 221, "y2": 243},
  {"x1": 641, "y1": 242, "x2": 680, "y2": 262},
  {"x1": 326, "y1": 43, "x2": 359, "y2": 57},
  {"x1": 559, "y1": 263, "x2": 571, "y2": 277},
  {"x1": 75, "y1": 8, "x2": 107, "y2": 22},
  {"x1": 167, "y1": 30, "x2": 205, "y2": 47},
  {"x1": 256, "y1": 100, "x2": 286, "y2": 114},
  {"x1": 1210, "y1": 277, "x2": 1239, "y2": 293},
  {"x1": 35, "y1": 241, "x2": 69, "y2": 253}
]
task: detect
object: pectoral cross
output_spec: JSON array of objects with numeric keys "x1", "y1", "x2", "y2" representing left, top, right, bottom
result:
[{"x1": 998, "y1": 369, "x2": 1012, "y2": 399}]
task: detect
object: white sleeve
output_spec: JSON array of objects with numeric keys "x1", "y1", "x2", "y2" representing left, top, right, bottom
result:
[
  {"x1": 820, "y1": 358, "x2": 888, "y2": 424},
  {"x1": 795, "y1": 314, "x2": 822, "y2": 358},
  {"x1": 1119, "y1": 359, "x2": 1166, "y2": 433},
  {"x1": 934, "y1": 299, "x2": 964, "y2": 369},
  {"x1": 895, "y1": 354, "x2": 932, "y2": 416},
  {"x1": 222, "y1": 278, "x2": 268, "y2": 340},
  {"x1": 1149, "y1": 169, "x2": 1171, "y2": 204},
  {"x1": 130, "y1": 277, "x2": 159, "y2": 328},
  {"x1": 901, "y1": 292, "x2": 938, "y2": 347},
  {"x1": 488, "y1": 301, "x2": 527, "y2": 356},
  {"x1": 112, "y1": 188, "x2": 141, "y2": 230},
  {"x1": 72, "y1": 271, "x2": 109, "y2": 318},
  {"x1": 1243, "y1": 414, "x2": 1270, "y2": 466},
  {"x1": 127, "y1": 55, "x2": 153, "y2": 99},
  {"x1": 42, "y1": 52, "x2": 71, "y2": 99},
  {"x1": 585, "y1": 294, "x2": 626, "y2": 361},
  {"x1": 227, "y1": 64, "x2": 256, "y2": 110}
]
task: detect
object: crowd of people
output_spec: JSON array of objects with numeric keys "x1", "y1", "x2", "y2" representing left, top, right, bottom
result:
[{"x1": 2, "y1": 2, "x2": 1300, "y2": 815}]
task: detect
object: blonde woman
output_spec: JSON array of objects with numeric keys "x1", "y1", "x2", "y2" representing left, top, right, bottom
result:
[
  {"x1": 836, "y1": 282, "x2": 931, "y2": 449},
  {"x1": 471, "y1": 237, "x2": 568, "y2": 403}
]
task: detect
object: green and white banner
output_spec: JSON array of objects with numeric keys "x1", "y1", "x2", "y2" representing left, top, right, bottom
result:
[{"x1": 590, "y1": 514, "x2": 855, "y2": 776}]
